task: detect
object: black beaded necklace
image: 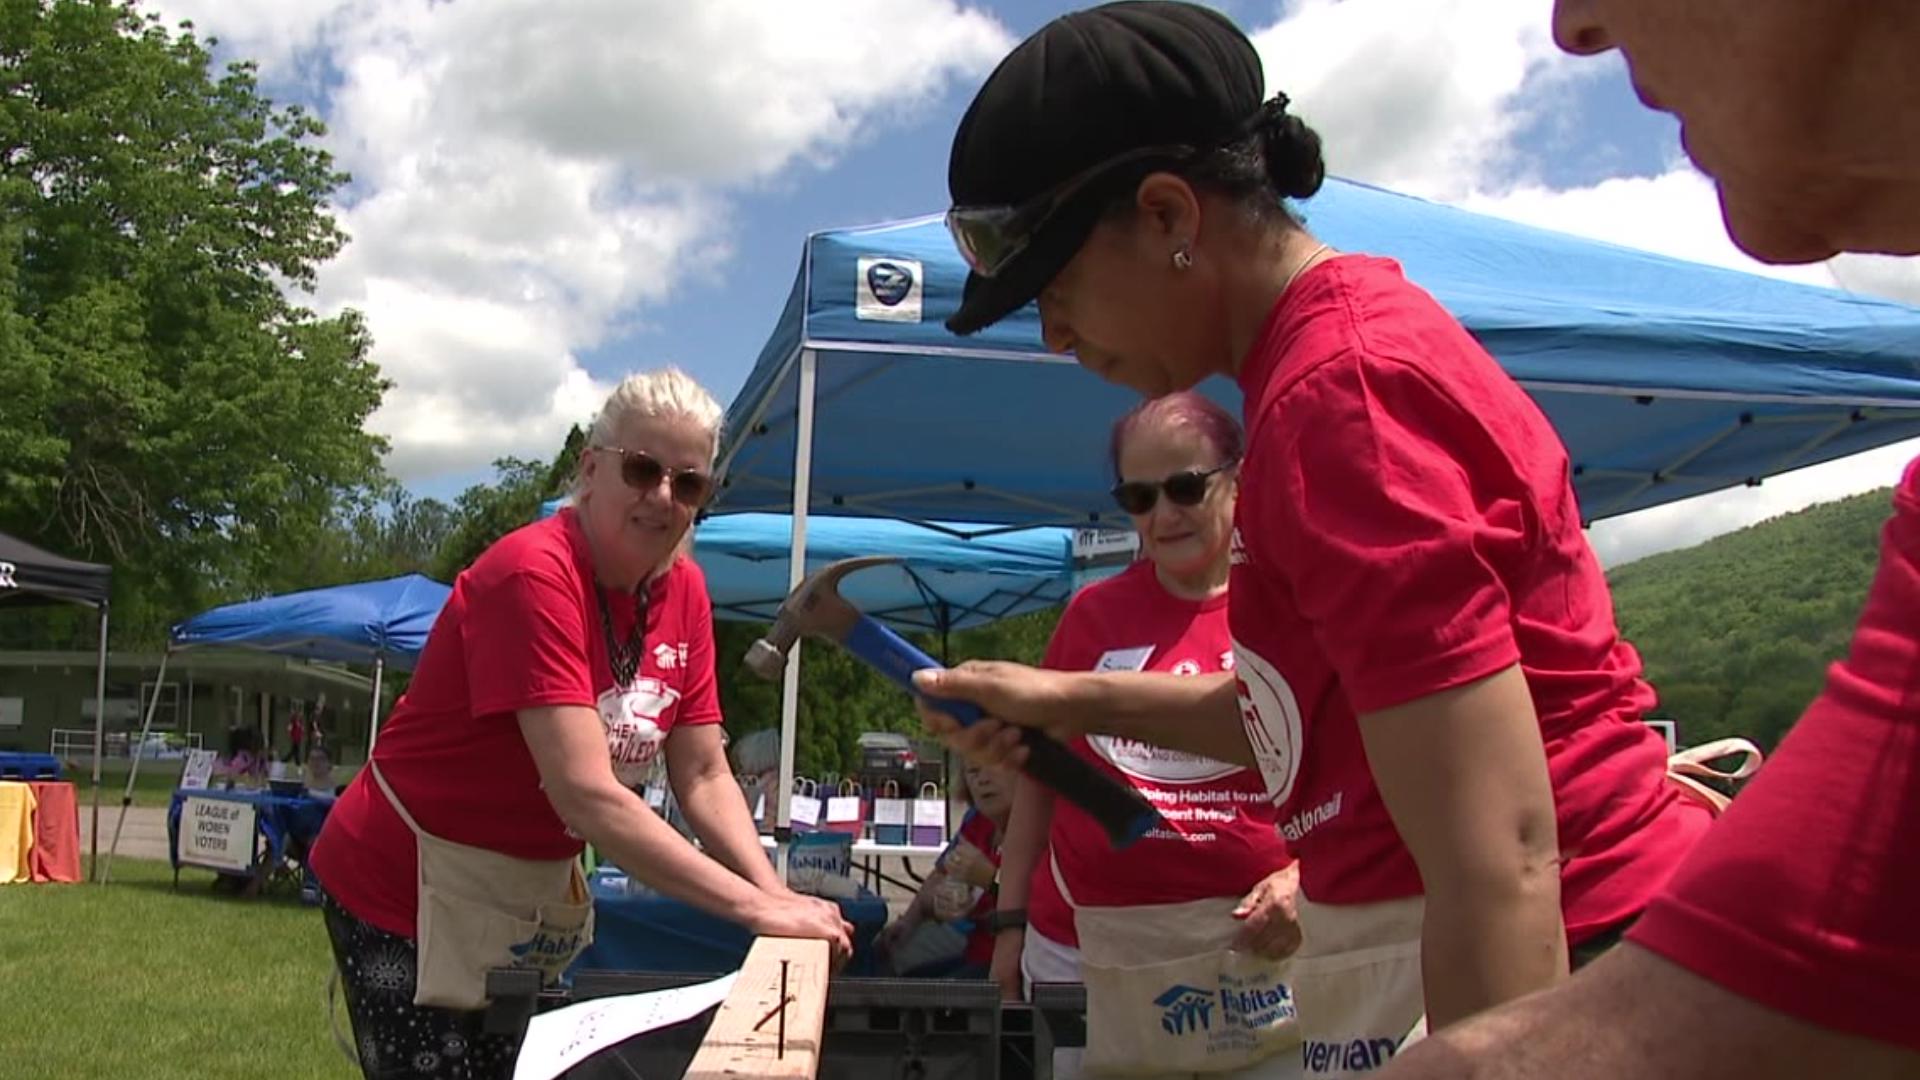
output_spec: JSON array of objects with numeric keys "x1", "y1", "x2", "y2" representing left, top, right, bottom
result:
[{"x1": 595, "y1": 583, "x2": 649, "y2": 688}]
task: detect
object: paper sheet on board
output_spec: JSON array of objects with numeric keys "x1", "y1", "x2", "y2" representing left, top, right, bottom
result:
[{"x1": 511, "y1": 972, "x2": 739, "y2": 1080}]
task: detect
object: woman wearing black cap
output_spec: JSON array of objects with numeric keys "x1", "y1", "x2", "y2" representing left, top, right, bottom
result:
[{"x1": 914, "y1": 1, "x2": 1709, "y2": 1070}]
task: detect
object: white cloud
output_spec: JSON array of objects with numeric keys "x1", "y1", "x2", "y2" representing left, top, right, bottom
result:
[
  {"x1": 143, "y1": 0, "x2": 1012, "y2": 483},
  {"x1": 1248, "y1": 0, "x2": 1581, "y2": 201}
]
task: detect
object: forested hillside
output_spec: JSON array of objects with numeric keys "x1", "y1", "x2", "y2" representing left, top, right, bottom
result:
[{"x1": 1609, "y1": 487, "x2": 1894, "y2": 750}]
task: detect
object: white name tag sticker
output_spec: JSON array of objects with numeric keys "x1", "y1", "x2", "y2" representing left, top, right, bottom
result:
[{"x1": 1094, "y1": 645, "x2": 1155, "y2": 673}]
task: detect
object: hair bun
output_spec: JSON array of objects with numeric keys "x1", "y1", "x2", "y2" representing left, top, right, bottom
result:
[{"x1": 1257, "y1": 96, "x2": 1326, "y2": 201}]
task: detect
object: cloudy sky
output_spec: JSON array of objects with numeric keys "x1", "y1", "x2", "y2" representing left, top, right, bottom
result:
[{"x1": 150, "y1": 0, "x2": 1920, "y2": 566}]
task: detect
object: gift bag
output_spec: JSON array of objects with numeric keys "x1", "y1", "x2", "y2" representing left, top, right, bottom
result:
[
  {"x1": 825, "y1": 779, "x2": 866, "y2": 839},
  {"x1": 912, "y1": 781, "x2": 947, "y2": 847},
  {"x1": 790, "y1": 778, "x2": 823, "y2": 833},
  {"x1": 872, "y1": 780, "x2": 910, "y2": 846}
]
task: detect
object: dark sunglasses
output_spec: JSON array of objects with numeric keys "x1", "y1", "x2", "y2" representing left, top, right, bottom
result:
[
  {"x1": 1110, "y1": 462, "x2": 1236, "y2": 516},
  {"x1": 594, "y1": 446, "x2": 714, "y2": 508},
  {"x1": 946, "y1": 143, "x2": 1197, "y2": 279}
]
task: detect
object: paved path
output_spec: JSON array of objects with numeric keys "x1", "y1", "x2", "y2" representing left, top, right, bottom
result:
[{"x1": 77, "y1": 803, "x2": 172, "y2": 864}]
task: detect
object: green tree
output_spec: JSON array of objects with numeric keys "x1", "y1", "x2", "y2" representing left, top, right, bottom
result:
[{"x1": 0, "y1": 0, "x2": 387, "y2": 646}]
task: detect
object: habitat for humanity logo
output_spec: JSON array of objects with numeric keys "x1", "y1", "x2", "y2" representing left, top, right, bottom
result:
[
  {"x1": 856, "y1": 256, "x2": 923, "y2": 322},
  {"x1": 1155, "y1": 984, "x2": 1216, "y2": 1035},
  {"x1": 1156, "y1": 976, "x2": 1296, "y2": 1041}
]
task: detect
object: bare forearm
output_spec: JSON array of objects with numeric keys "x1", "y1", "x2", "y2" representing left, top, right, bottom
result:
[
  {"x1": 675, "y1": 767, "x2": 782, "y2": 892},
  {"x1": 1421, "y1": 869, "x2": 1566, "y2": 1029},
  {"x1": 558, "y1": 785, "x2": 764, "y2": 920},
  {"x1": 996, "y1": 777, "x2": 1055, "y2": 911},
  {"x1": 1384, "y1": 944, "x2": 1920, "y2": 1080},
  {"x1": 1074, "y1": 671, "x2": 1252, "y2": 765}
]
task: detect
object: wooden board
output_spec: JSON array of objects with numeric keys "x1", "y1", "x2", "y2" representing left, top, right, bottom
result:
[{"x1": 684, "y1": 937, "x2": 830, "y2": 1079}]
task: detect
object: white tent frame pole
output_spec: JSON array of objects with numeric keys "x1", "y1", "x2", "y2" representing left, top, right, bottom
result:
[
  {"x1": 367, "y1": 654, "x2": 386, "y2": 760},
  {"x1": 775, "y1": 348, "x2": 818, "y2": 885},
  {"x1": 86, "y1": 603, "x2": 109, "y2": 883},
  {"x1": 102, "y1": 646, "x2": 171, "y2": 884}
]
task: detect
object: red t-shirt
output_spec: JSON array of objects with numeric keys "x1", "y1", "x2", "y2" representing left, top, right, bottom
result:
[
  {"x1": 310, "y1": 509, "x2": 723, "y2": 937},
  {"x1": 1230, "y1": 255, "x2": 1707, "y2": 944},
  {"x1": 953, "y1": 809, "x2": 1005, "y2": 967},
  {"x1": 1030, "y1": 561, "x2": 1293, "y2": 949},
  {"x1": 1628, "y1": 457, "x2": 1920, "y2": 1051}
]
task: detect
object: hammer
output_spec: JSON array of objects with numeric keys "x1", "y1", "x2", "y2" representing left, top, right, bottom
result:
[{"x1": 746, "y1": 555, "x2": 1163, "y2": 849}]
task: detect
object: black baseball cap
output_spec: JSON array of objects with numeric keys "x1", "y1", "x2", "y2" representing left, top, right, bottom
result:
[{"x1": 944, "y1": 1, "x2": 1268, "y2": 336}]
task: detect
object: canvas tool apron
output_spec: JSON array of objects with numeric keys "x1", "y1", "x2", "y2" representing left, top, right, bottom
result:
[
  {"x1": 1283, "y1": 895, "x2": 1427, "y2": 1078},
  {"x1": 1052, "y1": 853, "x2": 1303, "y2": 1077},
  {"x1": 371, "y1": 761, "x2": 594, "y2": 1011}
]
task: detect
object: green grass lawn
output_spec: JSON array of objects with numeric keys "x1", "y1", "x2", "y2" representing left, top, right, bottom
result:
[{"x1": 0, "y1": 858, "x2": 359, "y2": 1080}]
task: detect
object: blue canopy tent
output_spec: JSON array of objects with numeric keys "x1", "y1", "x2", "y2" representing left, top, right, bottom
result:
[
  {"x1": 539, "y1": 500, "x2": 1132, "y2": 651},
  {"x1": 715, "y1": 178, "x2": 1920, "y2": 850},
  {"x1": 169, "y1": 573, "x2": 450, "y2": 667},
  {"x1": 103, "y1": 575, "x2": 452, "y2": 879},
  {"x1": 717, "y1": 180, "x2": 1920, "y2": 529},
  {"x1": 167, "y1": 572, "x2": 452, "y2": 751}
]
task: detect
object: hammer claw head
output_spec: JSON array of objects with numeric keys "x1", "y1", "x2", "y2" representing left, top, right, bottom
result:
[
  {"x1": 744, "y1": 554, "x2": 906, "y2": 679},
  {"x1": 743, "y1": 638, "x2": 789, "y2": 680}
]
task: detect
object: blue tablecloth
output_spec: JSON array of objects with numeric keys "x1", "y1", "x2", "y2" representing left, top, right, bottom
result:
[
  {"x1": 167, "y1": 788, "x2": 332, "y2": 877},
  {"x1": 572, "y1": 873, "x2": 889, "y2": 977},
  {"x1": 0, "y1": 753, "x2": 61, "y2": 780}
]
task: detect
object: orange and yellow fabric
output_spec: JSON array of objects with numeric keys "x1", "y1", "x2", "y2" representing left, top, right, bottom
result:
[
  {"x1": 27, "y1": 781, "x2": 81, "y2": 883},
  {"x1": 0, "y1": 781, "x2": 38, "y2": 884}
]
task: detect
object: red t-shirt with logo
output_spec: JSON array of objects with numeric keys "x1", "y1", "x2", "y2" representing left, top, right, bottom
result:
[
  {"x1": 1229, "y1": 255, "x2": 1707, "y2": 944},
  {"x1": 1030, "y1": 561, "x2": 1293, "y2": 949},
  {"x1": 1628, "y1": 458, "x2": 1920, "y2": 1050},
  {"x1": 310, "y1": 509, "x2": 723, "y2": 937}
]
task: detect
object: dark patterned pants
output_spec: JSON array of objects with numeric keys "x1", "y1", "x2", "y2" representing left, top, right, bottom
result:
[{"x1": 323, "y1": 893, "x2": 524, "y2": 1080}]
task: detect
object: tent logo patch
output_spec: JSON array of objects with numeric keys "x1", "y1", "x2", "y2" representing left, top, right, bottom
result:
[{"x1": 857, "y1": 257, "x2": 922, "y2": 322}]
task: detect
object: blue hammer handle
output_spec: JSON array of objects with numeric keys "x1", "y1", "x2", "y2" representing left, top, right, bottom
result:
[{"x1": 842, "y1": 614, "x2": 1162, "y2": 849}]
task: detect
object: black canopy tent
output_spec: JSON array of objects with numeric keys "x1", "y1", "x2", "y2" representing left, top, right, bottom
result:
[{"x1": 0, "y1": 530, "x2": 113, "y2": 880}]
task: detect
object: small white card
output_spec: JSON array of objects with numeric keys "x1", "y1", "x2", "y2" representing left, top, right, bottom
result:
[
  {"x1": 1094, "y1": 645, "x2": 1155, "y2": 673},
  {"x1": 873, "y1": 799, "x2": 908, "y2": 825},
  {"x1": 826, "y1": 795, "x2": 862, "y2": 822},
  {"x1": 913, "y1": 800, "x2": 945, "y2": 828},
  {"x1": 791, "y1": 794, "x2": 822, "y2": 826}
]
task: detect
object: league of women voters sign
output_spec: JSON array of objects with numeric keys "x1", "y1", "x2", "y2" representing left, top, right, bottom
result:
[{"x1": 176, "y1": 795, "x2": 257, "y2": 874}]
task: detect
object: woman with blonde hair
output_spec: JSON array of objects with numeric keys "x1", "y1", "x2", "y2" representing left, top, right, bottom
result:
[{"x1": 309, "y1": 367, "x2": 851, "y2": 1080}]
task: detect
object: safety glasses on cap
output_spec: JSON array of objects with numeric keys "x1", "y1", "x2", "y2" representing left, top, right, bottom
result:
[
  {"x1": 946, "y1": 143, "x2": 1196, "y2": 279},
  {"x1": 593, "y1": 446, "x2": 714, "y2": 508},
  {"x1": 1110, "y1": 461, "x2": 1236, "y2": 516}
]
